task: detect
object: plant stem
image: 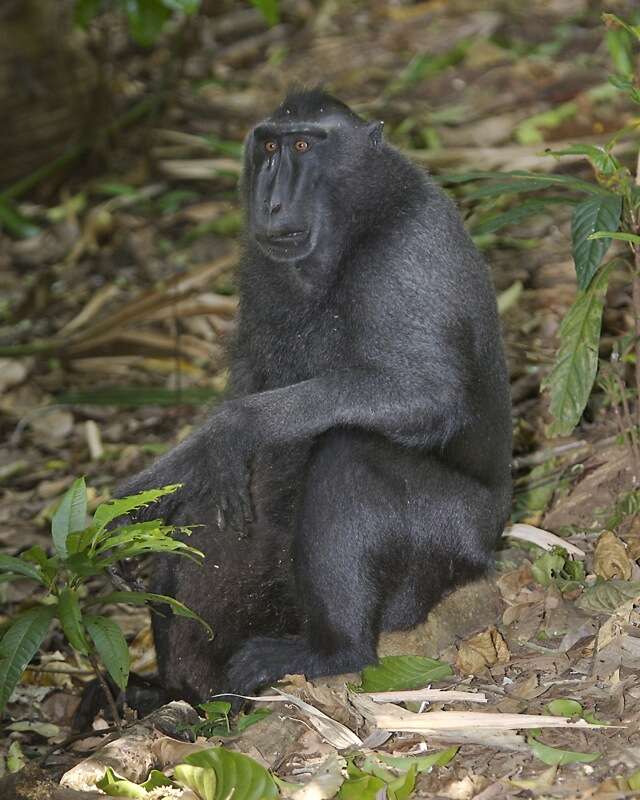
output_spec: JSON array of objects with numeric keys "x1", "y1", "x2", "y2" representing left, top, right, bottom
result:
[
  {"x1": 633, "y1": 148, "x2": 640, "y2": 483},
  {"x1": 88, "y1": 652, "x2": 122, "y2": 730}
]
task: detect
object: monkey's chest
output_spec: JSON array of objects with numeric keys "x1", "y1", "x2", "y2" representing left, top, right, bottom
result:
[{"x1": 250, "y1": 314, "x2": 349, "y2": 387}]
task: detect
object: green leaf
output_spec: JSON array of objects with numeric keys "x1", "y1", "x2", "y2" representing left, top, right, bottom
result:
[
  {"x1": 359, "y1": 655, "x2": 453, "y2": 692},
  {"x1": 0, "y1": 198, "x2": 40, "y2": 238},
  {"x1": 438, "y1": 170, "x2": 604, "y2": 195},
  {"x1": 589, "y1": 230, "x2": 640, "y2": 245},
  {"x1": 545, "y1": 144, "x2": 621, "y2": 176},
  {"x1": 388, "y1": 764, "x2": 416, "y2": 800},
  {"x1": 628, "y1": 769, "x2": 640, "y2": 790},
  {"x1": 375, "y1": 745, "x2": 459, "y2": 773},
  {"x1": 528, "y1": 735, "x2": 599, "y2": 766},
  {"x1": 7, "y1": 741, "x2": 26, "y2": 773},
  {"x1": 250, "y1": 0, "x2": 279, "y2": 26},
  {"x1": 606, "y1": 26, "x2": 635, "y2": 77},
  {"x1": 338, "y1": 774, "x2": 386, "y2": 800},
  {"x1": 472, "y1": 198, "x2": 569, "y2": 235},
  {"x1": 0, "y1": 555, "x2": 46, "y2": 585},
  {"x1": 174, "y1": 764, "x2": 217, "y2": 800},
  {"x1": 74, "y1": 0, "x2": 103, "y2": 27},
  {"x1": 85, "y1": 615, "x2": 129, "y2": 690},
  {"x1": 576, "y1": 580, "x2": 640, "y2": 614},
  {"x1": 0, "y1": 606, "x2": 56, "y2": 713},
  {"x1": 163, "y1": 0, "x2": 201, "y2": 13},
  {"x1": 96, "y1": 766, "x2": 148, "y2": 798},
  {"x1": 180, "y1": 747, "x2": 279, "y2": 800},
  {"x1": 51, "y1": 478, "x2": 87, "y2": 558},
  {"x1": 531, "y1": 551, "x2": 567, "y2": 587},
  {"x1": 543, "y1": 263, "x2": 613, "y2": 436},
  {"x1": 58, "y1": 588, "x2": 90, "y2": 655},
  {"x1": 92, "y1": 485, "x2": 181, "y2": 533},
  {"x1": 546, "y1": 698, "x2": 583, "y2": 717},
  {"x1": 571, "y1": 195, "x2": 622, "y2": 289},
  {"x1": 21, "y1": 546, "x2": 58, "y2": 583},
  {"x1": 125, "y1": 0, "x2": 172, "y2": 46},
  {"x1": 89, "y1": 591, "x2": 213, "y2": 639},
  {"x1": 602, "y1": 13, "x2": 640, "y2": 43}
]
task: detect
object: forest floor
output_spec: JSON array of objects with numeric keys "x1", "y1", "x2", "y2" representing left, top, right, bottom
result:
[{"x1": 2, "y1": 0, "x2": 640, "y2": 798}]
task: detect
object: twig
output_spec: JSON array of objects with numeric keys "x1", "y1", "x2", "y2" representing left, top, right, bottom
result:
[{"x1": 87, "y1": 652, "x2": 121, "y2": 730}]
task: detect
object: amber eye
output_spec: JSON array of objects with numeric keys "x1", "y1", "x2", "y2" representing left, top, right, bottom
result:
[
  {"x1": 265, "y1": 141, "x2": 278, "y2": 153},
  {"x1": 294, "y1": 139, "x2": 310, "y2": 152}
]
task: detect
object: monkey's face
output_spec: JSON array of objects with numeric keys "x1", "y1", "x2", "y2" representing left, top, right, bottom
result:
[{"x1": 242, "y1": 95, "x2": 384, "y2": 269}]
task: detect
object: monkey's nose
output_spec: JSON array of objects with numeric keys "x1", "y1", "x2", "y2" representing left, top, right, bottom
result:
[{"x1": 269, "y1": 201, "x2": 282, "y2": 215}]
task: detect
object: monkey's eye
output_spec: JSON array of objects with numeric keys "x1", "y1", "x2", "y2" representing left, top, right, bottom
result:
[
  {"x1": 264, "y1": 141, "x2": 278, "y2": 153},
  {"x1": 294, "y1": 140, "x2": 310, "y2": 152}
]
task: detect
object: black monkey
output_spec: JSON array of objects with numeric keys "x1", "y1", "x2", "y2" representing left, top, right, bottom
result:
[{"x1": 117, "y1": 89, "x2": 512, "y2": 703}]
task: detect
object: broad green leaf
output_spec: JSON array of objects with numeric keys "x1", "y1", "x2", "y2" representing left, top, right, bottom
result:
[
  {"x1": 472, "y1": 198, "x2": 569, "y2": 236},
  {"x1": 90, "y1": 591, "x2": 213, "y2": 639},
  {"x1": 338, "y1": 774, "x2": 386, "y2": 800},
  {"x1": 181, "y1": 747, "x2": 279, "y2": 800},
  {"x1": 174, "y1": 764, "x2": 217, "y2": 800},
  {"x1": 51, "y1": 477, "x2": 87, "y2": 558},
  {"x1": 0, "y1": 606, "x2": 56, "y2": 713},
  {"x1": 58, "y1": 588, "x2": 89, "y2": 655},
  {"x1": 576, "y1": 580, "x2": 640, "y2": 614},
  {"x1": 359, "y1": 655, "x2": 453, "y2": 692},
  {"x1": 92, "y1": 485, "x2": 181, "y2": 532},
  {"x1": 0, "y1": 554, "x2": 45, "y2": 585},
  {"x1": 571, "y1": 195, "x2": 622, "y2": 289},
  {"x1": 375, "y1": 745, "x2": 459, "y2": 773},
  {"x1": 589, "y1": 230, "x2": 640, "y2": 245},
  {"x1": 606, "y1": 26, "x2": 635, "y2": 77},
  {"x1": 528, "y1": 736, "x2": 599, "y2": 766},
  {"x1": 543, "y1": 263, "x2": 612, "y2": 436},
  {"x1": 546, "y1": 699, "x2": 583, "y2": 717},
  {"x1": 85, "y1": 615, "x2": 129, "y2": 690}
]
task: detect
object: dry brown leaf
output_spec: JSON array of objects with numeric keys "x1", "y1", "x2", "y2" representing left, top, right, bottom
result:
[
  {"x1": 594, "y1": 531, "x2": 632, "y2": 580},
  {"x1": 456, "y1": 627, "x2": 510, "y2": 674}
]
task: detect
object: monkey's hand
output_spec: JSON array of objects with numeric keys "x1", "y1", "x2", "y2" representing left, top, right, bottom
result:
[{"x1": 116, "y1": 404, "x2": 255, "y2": 532}]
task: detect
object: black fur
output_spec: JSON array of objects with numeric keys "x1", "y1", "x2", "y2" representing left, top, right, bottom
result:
[{"x1": 116, "y1": 90, "x2": 512, "y2": 703}]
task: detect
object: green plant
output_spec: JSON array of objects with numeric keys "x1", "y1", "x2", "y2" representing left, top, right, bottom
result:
[
  {"x1": 442, "y1": 14, "x2": 640, "y2": 463},
  {"x1": 74, "y1": 0, "x2": 202, "y2": 46},
  {"x1": 0, "y1": 478, "x2": 210, "y2": 725}
]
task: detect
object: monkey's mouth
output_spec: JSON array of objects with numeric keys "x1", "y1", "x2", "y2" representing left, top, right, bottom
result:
[{"x1": 256, "y1": 229, "x2": 312, "y2": 260}]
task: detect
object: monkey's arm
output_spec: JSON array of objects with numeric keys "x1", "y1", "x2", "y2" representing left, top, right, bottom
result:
[{"x1": 118, "y1": 366, "x2": 468, "y2": 529}]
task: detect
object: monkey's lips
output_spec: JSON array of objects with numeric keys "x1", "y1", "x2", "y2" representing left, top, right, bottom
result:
[{"x1": 256, "y1": 229, "x2": 312, "y2": 260}]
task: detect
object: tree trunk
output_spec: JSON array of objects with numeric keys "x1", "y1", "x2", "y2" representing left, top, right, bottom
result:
[{"x1": 0, "y1": 0, "x2": 98, "y2": 189}]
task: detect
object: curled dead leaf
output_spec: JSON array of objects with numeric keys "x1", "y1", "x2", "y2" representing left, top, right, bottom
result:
[
  {"x1": 455, "y1": 626, "x2": 510, "y2": 674},
  {"x1": 594, "y1": 531, "x2": 632, "y2": 581}
]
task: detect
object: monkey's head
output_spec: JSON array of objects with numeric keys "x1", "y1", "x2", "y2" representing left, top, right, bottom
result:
[{"x1": 242, "y1": 89, "x2": 385, "y2": 266}]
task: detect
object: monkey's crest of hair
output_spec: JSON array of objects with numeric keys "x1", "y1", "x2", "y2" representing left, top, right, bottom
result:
[{"x1": 272, "y1": 87, "x2": 367, "y2": 126}]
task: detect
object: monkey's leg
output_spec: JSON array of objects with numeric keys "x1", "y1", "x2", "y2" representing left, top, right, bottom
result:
[{"x1": 226, "y1": 430, "x2": 405, "y2": 693}]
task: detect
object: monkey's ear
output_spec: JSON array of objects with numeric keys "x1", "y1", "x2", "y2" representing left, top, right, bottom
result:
[{"x1": 367, "y1": 121, "x2": 384, "y2": 147}]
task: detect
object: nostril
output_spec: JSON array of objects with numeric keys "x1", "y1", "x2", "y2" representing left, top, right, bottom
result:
[{"x1": 270, "y1": 202, "x2": 282, "y2": 215}]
